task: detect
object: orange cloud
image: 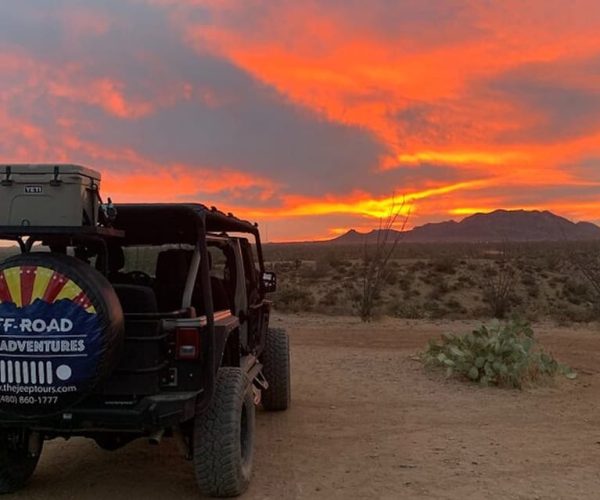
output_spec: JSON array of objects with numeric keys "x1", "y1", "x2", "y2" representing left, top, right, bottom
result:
[
  {"x1": 180, "y1": 1, "x2": 600, "y2": 191},
  {"x1": 48, "y1": 78, "x2": 154, "y2": 119},
  {"x1": 102, "y1": 165, "x2": 276, "y2": 203},
  {"x1": 1, "y1": 1, "x2": 600, "y2": 241}
]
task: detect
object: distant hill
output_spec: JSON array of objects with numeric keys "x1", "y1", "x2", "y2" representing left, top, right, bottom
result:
[{"x1": 329, "y1": 210, "x2": 600, "y2": 244}]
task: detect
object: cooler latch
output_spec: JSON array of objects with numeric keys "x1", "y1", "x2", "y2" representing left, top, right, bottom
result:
[
  {"x1": 49, "y1": 165, "x2": 62, "y2": 186},
  {"x1": 1, "y1": 166, "x2": 12, "y2": 186}
]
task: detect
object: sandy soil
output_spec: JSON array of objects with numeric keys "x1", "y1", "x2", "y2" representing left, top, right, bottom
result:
[{"x1": 9, "y1": 314, "x2": 600, "y2": 499}]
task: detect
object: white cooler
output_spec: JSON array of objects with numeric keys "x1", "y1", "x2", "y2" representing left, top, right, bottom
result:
[{"x1": 0, "y1": 164, "x2": 101, "y2": 227}]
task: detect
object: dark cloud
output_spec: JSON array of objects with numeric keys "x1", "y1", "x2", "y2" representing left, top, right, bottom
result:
[
  {"x1": 483, "y1": 59, "x2": 600, "y2": 143},
  {"x1": 557, "y1": 157, "x2": 600, "y2": 186},
  {"x1": 501, "y1": 184, "x2": 600, "y2": 206},
  {"x1": 573, "y1": 157, "x2": 600, "y2": 181},
  {"x1": 195, "y1": 0, "x2": 481, "y2": 50},
  {"x1": 0, "y1": 0, "x2": 387, "y2": 197},
  {"x1": 377, "y1": 164, "x2": 472, "y2": 186},
  {"x1": 429, "y1": 182, "x2": 600, "y2": 214}
]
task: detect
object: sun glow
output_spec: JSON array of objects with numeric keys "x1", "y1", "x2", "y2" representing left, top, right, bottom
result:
[{"x1": 395, "y1": 151, "x2": 529, "y2": 167}]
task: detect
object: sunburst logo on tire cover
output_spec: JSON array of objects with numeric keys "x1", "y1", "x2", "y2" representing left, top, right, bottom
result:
[{"x1": 0, "y1": 266, "x2": 95, "y2": 312}]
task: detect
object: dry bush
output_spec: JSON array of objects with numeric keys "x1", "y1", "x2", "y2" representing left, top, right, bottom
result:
[
  {"x1": 481, "y1": 245, "x2": 518, "y2": 319},
  {"x1": 358, "y1": 197, "x2": 409, "y2": 322},
  {"x1": 273, "y1": 285, "x2": 314, "y2": 313},
  {"x1": 431, "y1": 256, "x2": 458, "y2": 274},
  {"x1": 572, "y1": 251, "x2": 600, "y2": 300}
]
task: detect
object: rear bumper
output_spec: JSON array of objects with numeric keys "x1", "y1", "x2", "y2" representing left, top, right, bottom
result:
[{"x1": 0, "y1": 391, "x2": 201, "y2": 434}]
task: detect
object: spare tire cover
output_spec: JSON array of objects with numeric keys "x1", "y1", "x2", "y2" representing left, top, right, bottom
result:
[{"x1": 0, "y1": 252, "x2": 124, "y2": 417}]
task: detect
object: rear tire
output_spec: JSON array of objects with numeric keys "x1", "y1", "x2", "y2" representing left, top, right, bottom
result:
[
  {"x1": 193, "y1": 367, "x2": 255, "y2": 497},
  {"x1": 0, "y1": 430, "x2": 42, "y2": 493},
  {"x1": 261, "y1": 328, "x2": 291, "y2": 411}
]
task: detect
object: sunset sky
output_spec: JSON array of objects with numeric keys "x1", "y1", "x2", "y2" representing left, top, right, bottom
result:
[{"x1": 1, "y1": 1, "x2": 600, "y2": 241}]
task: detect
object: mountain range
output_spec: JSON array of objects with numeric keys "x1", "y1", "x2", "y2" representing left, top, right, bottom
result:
[{"x1": 328, "y1": 210, "x2": 600, "y2": 244}]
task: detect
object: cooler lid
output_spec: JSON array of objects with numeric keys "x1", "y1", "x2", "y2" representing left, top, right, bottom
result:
[{"x1": 0, "y1": 164, "x2": 101, "y2": 181}]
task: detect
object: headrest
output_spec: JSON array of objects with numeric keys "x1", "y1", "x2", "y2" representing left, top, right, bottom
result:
[
  {"x1": 155, "y1": 249, "x2": 192, "y2": 282},
  {"x1": 108, "y1": 245, "x2": 125, "y2": 273}
]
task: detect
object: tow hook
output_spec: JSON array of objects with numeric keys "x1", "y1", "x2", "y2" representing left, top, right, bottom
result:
[
  {"x1": 173, "y1": 426, "x2": 192, "y2": 460},
  {"x1": 252, "y1": 371, "x2": 269, "y2": 405},
  {"x1": 254, "y1": 371, "x2": 269, "y2": 391},
  {"x1": 252, "y1": 385, "x2": 262, "y2": 405}
]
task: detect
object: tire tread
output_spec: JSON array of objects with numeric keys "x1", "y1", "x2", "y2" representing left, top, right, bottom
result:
[
  {"x1": 193, "y1": 367, "x2": 254, "y2": 497},
  {"x1": 261, "y1": 328, "x2": 291, "y2": 411}
]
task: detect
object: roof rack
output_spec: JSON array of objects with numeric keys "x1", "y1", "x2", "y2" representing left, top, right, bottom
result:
[
  {"x1": 0, "y1": 204, "x2": 258, "y2": 247},
  {"x1": 111, "y1": 204, "x2": 258, "y2": 245},
  {"x1": 0, "y1": 225, "x2": 124, "y2": 239}
]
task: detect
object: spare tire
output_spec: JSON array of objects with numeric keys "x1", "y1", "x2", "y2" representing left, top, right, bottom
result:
[{"x1": 0, "y1": 252, "x2": 124, "y2": 418}]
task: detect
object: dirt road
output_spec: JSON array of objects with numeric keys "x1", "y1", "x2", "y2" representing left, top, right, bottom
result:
[{"x1": 9, "y1": 315, "x2": 600, "y2": 499}]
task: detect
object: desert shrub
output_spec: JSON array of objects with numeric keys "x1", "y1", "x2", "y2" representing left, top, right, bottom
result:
[
  {"x1": 563, "y1": 279, "x2": 594, "y2": 306},
  {"x1": 432, "y1": 256, "x2": 458, "y2": 274},
  {"x1": 423, "y1": 301, "x2": 446, "y2": 319},
  {"x1": 428, "y1": 280, "x2": 450, "y2": 300},
  {"x1": 397, "y1": 274, "x2": 413, "y2": 291},
  {"x1": 456, "y1": 274, "x2": 476, "y2": 287},
  {"x1": 526, "y1": 285, "x2": 540, "y2": 298},
  {"x1": 571, "y1": 247, "x2": 600, "y2": 304},
  {"x1": 318, "y1": 287, "x2": 342, "y2": 307},
  {"x1": 521, "y1": 273, "x2": 536, "y2": 287},
  {"x1": 543, "y1": 251, "x2": 564, "y2": 272},
  {"x1": 388, "y1": 301, "x2": 424, "y2": 319},
  {"x1": 358, "y1": 198, "x2": 409, "y2": 322},
  {"x1": 419, "y1": 272, "x2": 436, "y2": 285},
  {"x1": 298, "y1": 258, "x2": 333, "y2": 279},
  {"x1": 270, "y1": 261, "x2": 295, "y2": 273},
  {"x1": 273, "y1": 285, "x2": 314, "y2": 313},
  {"x1": 410, "y1": 260, "x2": 427, "y2": 272},
  {"x1": 553, "y1": 303, "x2": 600, "y2": 324},
  {"x1": 481, "y1": 262, "x2": 516, "y2": 318},
  {"x1": 486, "y1": 266, "x2": 499, "y2": 277},
  {"x1": 384, "y1": 270, "x2": 398, "y2": 285},
  {"x1": 444, "y1": 298, "x2": 467, "y2": 316},
  {"x1": 423, "y1": 319, "x2": 575, "y2": 388}
]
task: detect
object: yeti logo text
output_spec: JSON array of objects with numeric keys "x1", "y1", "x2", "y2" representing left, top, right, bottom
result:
[{"x1": 24, "y1": 185, "x2": 43, "y2": 194}]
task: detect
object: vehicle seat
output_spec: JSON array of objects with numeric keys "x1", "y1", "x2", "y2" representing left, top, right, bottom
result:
[
  {"x1": 97, "y1": 244, "x2": 129, "y2": 284},
  {"x1": 191, "y1": 253, "x2": 231, "y2": 314},
  {"x1": 154, "y1": 249, "x2": 232, "y2": 314},
  {"x1": 154, "y1": 249, "x2": 192, "y2": 312},
  {"x1": 113, "y1": 284, "x2": 158, "y2": 313},
  {"x1": 208, "y1": 277, "x2": 230, "y2": 313}
]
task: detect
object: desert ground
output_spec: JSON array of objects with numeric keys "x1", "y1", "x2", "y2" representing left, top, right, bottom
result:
[{"x1": 8, "y1": 313, "x2": 600, "y2": 499}]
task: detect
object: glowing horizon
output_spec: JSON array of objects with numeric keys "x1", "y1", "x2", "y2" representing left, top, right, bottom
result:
[{"x1": 0, "y1": 1, "x2": 599, "y2": 241}]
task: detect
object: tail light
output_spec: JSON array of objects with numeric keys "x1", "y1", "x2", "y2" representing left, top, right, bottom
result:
[{"x1": 175, "y1": 328, "x2": 201, "y2": 360}]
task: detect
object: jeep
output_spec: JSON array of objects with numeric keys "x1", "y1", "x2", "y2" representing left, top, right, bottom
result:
[{"x1": 0, "y1": 171, "x2": 290, "y2": 497}]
